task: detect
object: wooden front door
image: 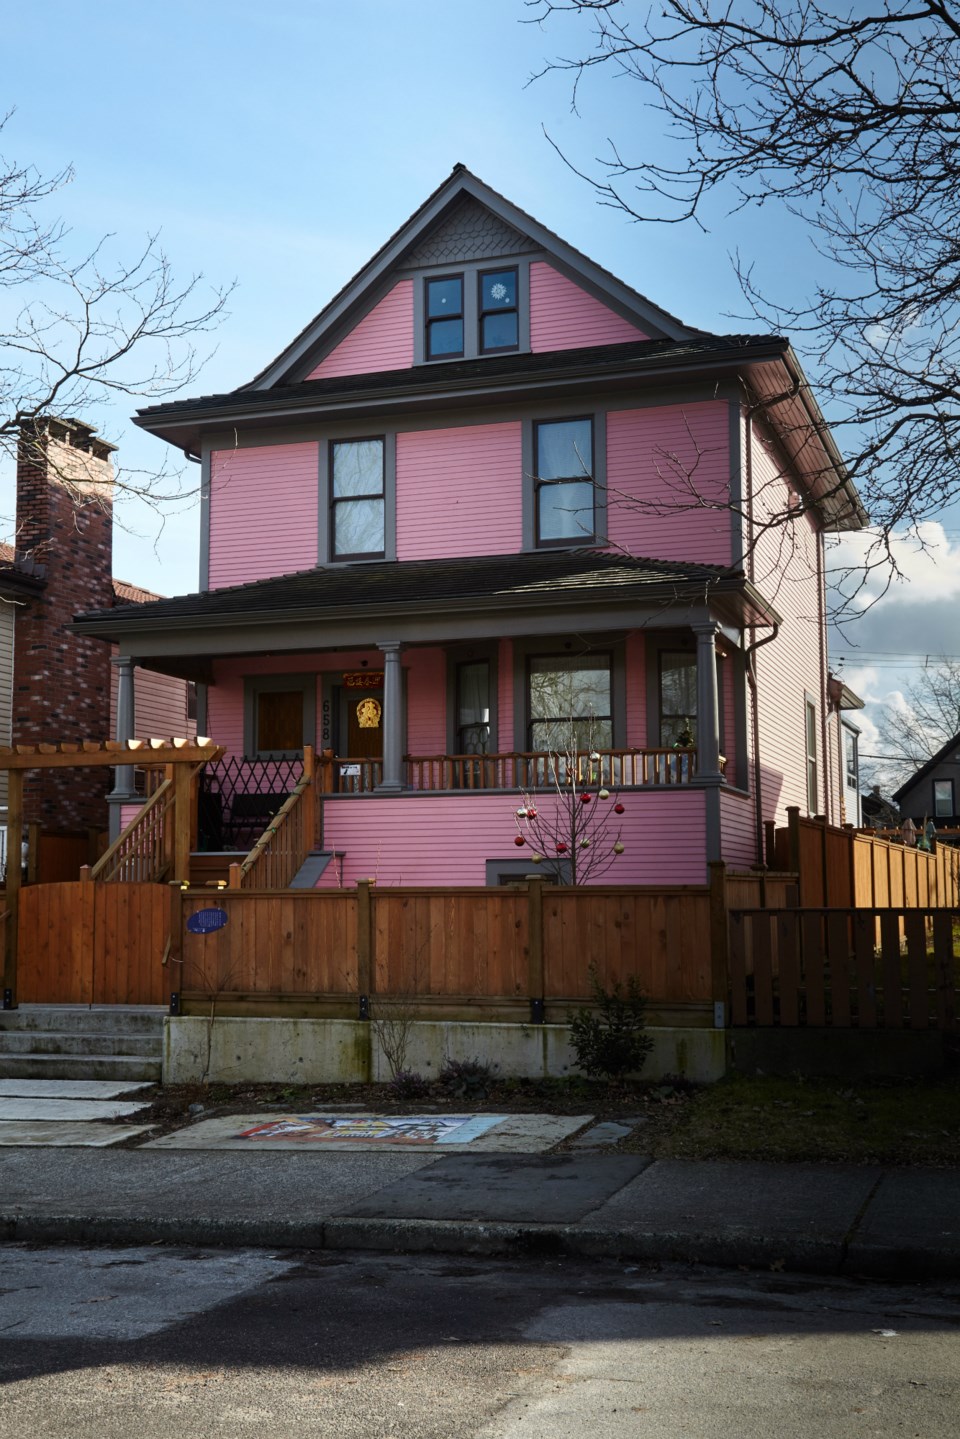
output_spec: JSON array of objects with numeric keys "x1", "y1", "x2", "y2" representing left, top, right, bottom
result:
[{"x1": 340, "y1": 687, "x2": 384, "y2": 790}]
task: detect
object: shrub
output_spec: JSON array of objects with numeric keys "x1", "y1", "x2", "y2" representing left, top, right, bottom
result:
[
  {"x1": 437, "y1": 1057, "x2": 498, "y2": 1100},
  {"x1": 387, "y1": 1070, "x2": 432, "y2": 1099},
  {"x1": 568, "y1": 964, "x2": 653, "y2": 1081}
]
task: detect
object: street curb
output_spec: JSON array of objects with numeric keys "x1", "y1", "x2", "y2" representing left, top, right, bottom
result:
[{"x1": 4, "y1": 1210, "x2": 957, "y2": 1281}]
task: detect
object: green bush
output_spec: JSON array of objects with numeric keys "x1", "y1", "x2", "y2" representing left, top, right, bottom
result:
[{"x1": 568, "y1": 965, "x2": 653, "y2": 1081}]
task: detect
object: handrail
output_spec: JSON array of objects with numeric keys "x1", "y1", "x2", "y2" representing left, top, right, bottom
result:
[
  {"x1": 89, "y1": 778, "x2": 175, "y2": 882},
  {"x1": 231, "y1": 746, "x2": 316, "y2": 890},
  {"x1": 324, "y1": 747, "x2": 708, "y2": 794}
]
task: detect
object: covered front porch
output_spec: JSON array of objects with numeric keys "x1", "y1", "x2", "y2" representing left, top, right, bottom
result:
[{"x1": 74, "y1": 550, "x2": 778, "y2": 886}]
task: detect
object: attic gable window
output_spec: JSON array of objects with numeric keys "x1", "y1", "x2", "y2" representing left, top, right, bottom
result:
[
  {"x1": 479, "y1": 268, "x2": 518, "y2": 353},
  {"x1": 425, "y1": 275, "x2": 464, "y2": 359}
]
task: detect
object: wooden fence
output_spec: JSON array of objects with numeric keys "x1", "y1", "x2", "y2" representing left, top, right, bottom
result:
[
  {"x1": 768, "y1": 809, "x2": 960, "y2": 908},
  {"x1": 175, "y1": 878, "x2": 716, "y2": 1025},
  {"x1": 727, "y1": 906, "x2": 959, "y2": 1031}
]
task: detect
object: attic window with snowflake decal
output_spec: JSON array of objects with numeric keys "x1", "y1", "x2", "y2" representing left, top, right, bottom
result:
[
  {"x1": 479, "y1": 268, "x2": 518, "y2": 353},
  {"x1": 425, "y1": 275, "x2": 464, "y2": 359}
]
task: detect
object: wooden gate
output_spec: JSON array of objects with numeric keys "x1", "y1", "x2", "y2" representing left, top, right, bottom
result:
[{"x1": 17, "y1": 882, "x2": 172, "y2": 1005}]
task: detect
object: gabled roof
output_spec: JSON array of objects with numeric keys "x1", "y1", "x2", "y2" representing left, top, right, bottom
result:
[
  {"x1": 250, "y1": 165, "x2": 704, "y2": 388},
  {"x1": 73, "y1": 550, "x2": 780, "y2": 637},
  {"x1": 893, "y1": 730, "x2": 960, "y2": 802}
]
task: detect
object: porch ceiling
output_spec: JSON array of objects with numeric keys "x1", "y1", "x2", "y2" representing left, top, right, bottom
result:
[{"x1": 72, "y1": 551, "x2": 779, "y2": 666}]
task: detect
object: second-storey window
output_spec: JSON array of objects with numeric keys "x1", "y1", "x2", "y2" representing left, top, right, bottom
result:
[
  {"x1": 331, "y1": 438, "x2": 385, "y2": 559},
  {"x1": 934, "y1": 778, "x2": 955, "y2": 817},
  {"x1": 425, "y1": 275, "x2": 464, "y2": 359},
  {"x1": 805, "y1": 698, "x2": 819, "y2": 814},
  {"x1": 534, "y1": 418, "x2": 595, "y2": 544}
]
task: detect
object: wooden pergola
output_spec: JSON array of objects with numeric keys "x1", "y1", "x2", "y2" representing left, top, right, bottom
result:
[{"x1": 1, "y1": 738, "x2": 222, "y2": 1004}]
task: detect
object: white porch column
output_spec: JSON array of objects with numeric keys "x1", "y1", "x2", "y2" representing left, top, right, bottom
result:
[
  {"x1": 693, "y1": 621, "x2": 723, "y2": 784},
  {"x1": 376, "y1": 642, "x2": 404, "y2": 793},
  {"x1": 108, "y1": 654, "x2": 138, "y2": 840}
]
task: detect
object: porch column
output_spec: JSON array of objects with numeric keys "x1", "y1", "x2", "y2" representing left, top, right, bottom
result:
[
  {"x1": 376, "y1": 641, "x2": 404, "y2": 793},
  {"x1": 107, "y1": 655, "x2": 137, "y2": 842},
  {"x1": 693, "y1": 621, "x2": 723, "y2": 784}
]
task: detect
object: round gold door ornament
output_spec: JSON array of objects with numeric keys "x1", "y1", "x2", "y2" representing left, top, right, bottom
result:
[{"x1": 356, "y1": 697, "x2": 382, "y2": 729}]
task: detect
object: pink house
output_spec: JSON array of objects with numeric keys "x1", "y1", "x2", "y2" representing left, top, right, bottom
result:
[{"x1": 74, "y1": 167, "x2": 866, "y2": 887}]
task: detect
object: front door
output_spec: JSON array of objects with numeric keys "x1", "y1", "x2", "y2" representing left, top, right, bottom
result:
[{"x1": 340, "y1": 686, "x2": 384, "y2": 791}]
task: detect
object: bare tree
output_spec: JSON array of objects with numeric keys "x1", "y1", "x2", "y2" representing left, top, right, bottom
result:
[
  {"x1": 0, "y1": 114, "x2": 231, "y2": 515},
  {"x1": 512, "y1": 747, "x2": 629, "y2": 883},
  {"x1": 528, "y1": 1, "x2": 960, "y2": 565},
  {"x1": 870, "y1": 657, "x2": 960, "y2": 788}
]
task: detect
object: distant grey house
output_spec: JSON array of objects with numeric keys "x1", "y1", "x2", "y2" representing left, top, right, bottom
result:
[{"x1": 893, "y1": 732, "x2": 960, "y2": 828}]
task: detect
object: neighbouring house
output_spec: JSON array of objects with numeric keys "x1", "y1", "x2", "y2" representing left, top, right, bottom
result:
[
  {"x1": 0, "y1": 419, "x2": 195, "y2": 874},
  {"x1": 861, "y1": 784, "x2": 900, "y2": 831},
  {"x1": 72, "y1": 166, "x2": 866, "y2": 886},
  {"x1": 893, "y1": 732, "x2": 960, "y2": 832}
]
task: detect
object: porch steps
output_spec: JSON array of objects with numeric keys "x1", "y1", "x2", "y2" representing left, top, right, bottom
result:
[
  {"x1": 290, "y1": 852, "x2": 337, "y2": 888},
  {"x1": 0, "y1": 1007, "x2": 164, "y2": 1083},
  {"x1": 189, "y1": 851, "x2": 245, "y2": 888}
]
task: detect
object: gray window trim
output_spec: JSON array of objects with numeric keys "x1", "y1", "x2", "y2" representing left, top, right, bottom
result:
[
  {"x1": 512, "y1": 636, "x2": 626, "y2": 755},
  {"x1": 522, "y1": 411, "x2": 606, "y2": 550},
  {"x1": 243, "y1": 672, "x2": 317, "y2": 759},
  {"x1": 445, "y1": 642, "x2": 499, "y2": 756},
  {"x1": 318, "y1": 434, "x2": 396, "y2": 565},
  {"x1": 804, "y1": 691, "x2": 819, "y2": 815},
  {"x1": 485, "y1": 857, "x2": 570, "y2": 886},
  {"x1": 413, "y1": 257, "x2": 531, "y2": 365}
]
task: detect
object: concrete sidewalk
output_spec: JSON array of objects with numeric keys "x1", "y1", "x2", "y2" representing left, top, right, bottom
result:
[{"x1": 1, "y1": 1139, "x2": 957, "y2": 1282}]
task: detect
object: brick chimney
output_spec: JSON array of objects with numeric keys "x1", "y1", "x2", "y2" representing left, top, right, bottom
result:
[{"x1": 14, "y1": 418, "x2": 117, "y2": 831}]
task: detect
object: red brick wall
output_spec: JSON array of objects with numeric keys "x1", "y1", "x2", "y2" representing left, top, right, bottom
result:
[{"x1": 14, "y1": 421, "x2": 116, "y2": 831}]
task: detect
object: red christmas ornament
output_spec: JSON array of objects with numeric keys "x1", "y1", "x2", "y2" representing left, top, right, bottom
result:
[
  {"x1": 580, "y1": 792, "x2": 592, "y2": 804},
  {"x1": 526, "y1": 807, "x2": 537, "y2": 819},
  {"x1": 614, "y1": 803, "x2": 625, "y2": 814},
  {"x1": 555, "y1": 841, "x2": 568, "y2": 853},
  {"x1": 514, "y1": 834, "x2": 525, "y2": 847}
]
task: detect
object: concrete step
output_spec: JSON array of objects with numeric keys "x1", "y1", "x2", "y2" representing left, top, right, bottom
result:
[
  {"x1": 0, "y1": 1053, "x2": 162, "y2": 1082},
  {"x1": 0, "y1": 1032, "x2": 161, "y2": 1058},
  {"x1": 0, "y1": 1008, "x2": 165, "y2": 1036}
]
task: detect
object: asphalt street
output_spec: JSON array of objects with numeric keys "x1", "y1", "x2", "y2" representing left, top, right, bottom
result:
[{"x1": 1, "y1": 1245, "x2": 958, "y2": 1438}]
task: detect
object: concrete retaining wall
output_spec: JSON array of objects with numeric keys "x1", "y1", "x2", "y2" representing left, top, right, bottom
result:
[{"x1": 163, "y1": 1017, "x2": 726, "y2": 1086}]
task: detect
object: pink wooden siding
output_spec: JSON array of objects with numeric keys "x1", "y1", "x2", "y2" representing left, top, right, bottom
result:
[
  {"x1": 748, "y1": 419, "x2": 824, "y2": 825},
  {"x1": 307, "y1": 280, "x2": 414, "y2": 379},
  {"x1": 208, "y1": 443, "x2": 318, "y2": 589},
  {"x1": 530, "y1": 262, "x2": 648, "y2": 351},
  {"x1": 317, "y1": 788, "x2": 707, "y2": 887},
  {"x1": 719, "y1": 787, "x2": 757, "y2": 867},
  {"x1": 605, "y1": 403, "x2": 733, "y2": 565},
  {"x1": 396, "y1": 423, "x2": 522, "y2": 560},
  {"x1": 405, "y1": 647, "x2": 446, "y2": 755},
  {"x1": 109, "y1": 652, "x2": 195, "y2": 742}
]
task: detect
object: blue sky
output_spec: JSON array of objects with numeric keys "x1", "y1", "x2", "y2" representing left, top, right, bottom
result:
[{"x1": 3, "y1": 0, "x2": 958, "y2": 774}]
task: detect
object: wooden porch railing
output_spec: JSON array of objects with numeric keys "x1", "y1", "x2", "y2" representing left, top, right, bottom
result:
[
  {"x1": 323, "y1": 747, "x2": 702, "y2": 794},
  {"x1": 230, "y1": 746, "x2": 317, "y2": 890},
  {"x1": 88, "y1": 777, "x2": 175, "y2": 882}
]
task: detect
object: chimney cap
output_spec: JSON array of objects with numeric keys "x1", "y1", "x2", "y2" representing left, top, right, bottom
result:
[{"x1": 18, "y1": 415, "x2": 118, "y2": 457}]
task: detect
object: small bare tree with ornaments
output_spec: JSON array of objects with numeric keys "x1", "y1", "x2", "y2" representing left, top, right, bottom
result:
[{"x1": 511, "y1": 749, "x2": 626, "y2": 884}]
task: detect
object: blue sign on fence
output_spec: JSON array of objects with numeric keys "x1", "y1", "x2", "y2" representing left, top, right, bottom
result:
[{"x1": 186, "y1": 908, "x2": 229, "y2": 935}]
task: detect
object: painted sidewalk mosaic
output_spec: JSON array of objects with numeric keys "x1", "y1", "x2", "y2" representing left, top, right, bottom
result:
[
  {"x1": 145, "y1": 1111, "x2": 593, "y2": 1153},
  {"x1": 238, "y1": 1115, "x2": 506, "y2": 1145}
]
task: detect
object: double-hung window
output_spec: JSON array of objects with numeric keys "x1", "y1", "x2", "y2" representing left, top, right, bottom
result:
[
  {"x1": 534, "y1": 418, "x2": 595, "y2": 545},
  {"x1": 331, "y1": 438, "x2": 385, "y2": 559},
  {"x1": 659, "y1": 652, "x2": 698, "y2": 747},
  {"x1": 425, "y1": 275, "x2": 464, "y2": 359},
  {"x1": 527, "y1": 653, "x2": 613, "y2": 753},
  {"x1": 934, "y1": 778, "x2": 955, "y2": 817}
]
